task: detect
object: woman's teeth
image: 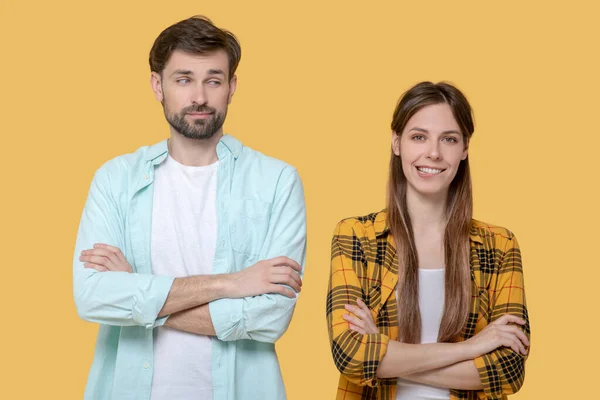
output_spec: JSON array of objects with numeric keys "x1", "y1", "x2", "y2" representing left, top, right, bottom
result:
[{"x1": 417, "y1": 167, "x2": 443, "y2": 174}]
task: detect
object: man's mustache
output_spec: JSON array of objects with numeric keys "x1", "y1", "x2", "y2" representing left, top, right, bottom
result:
[{"x1": 182, "y1": 105, "x2": 216, "y2": 114}]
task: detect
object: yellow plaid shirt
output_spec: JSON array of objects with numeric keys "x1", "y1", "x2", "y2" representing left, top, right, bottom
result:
[{"x1": 326, "y1": 210, "x2": 530, "y2": 399}]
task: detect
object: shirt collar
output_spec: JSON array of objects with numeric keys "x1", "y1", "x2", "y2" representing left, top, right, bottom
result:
[
  {"x1": 374, "y1": 210, "x2": 484, "y2": 244},
  {"x1": 145, "y1": 134, "x2": 242, "y2": 164},
  {"x1": 217, "y1": 134, "x2": 242, "y2": 160}
]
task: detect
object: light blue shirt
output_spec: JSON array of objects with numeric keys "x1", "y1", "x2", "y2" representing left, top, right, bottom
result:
[{"x1": 73, "y1": 135, "x2": 307, "y2": 400}]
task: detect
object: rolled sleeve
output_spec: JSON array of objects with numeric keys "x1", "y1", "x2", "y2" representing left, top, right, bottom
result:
[
  {"x1": 327, "y1": 220, "x2": 390, "y2": 387},
  {"x1": 210, "y1": 167, "x2": 306, "y2": 343},
  {"x1": 73, "y1": 165, "x2": 174, "y2": 328},
  {"x1": 474, "y1": 233, "x2": 530, "y2": 397},
  {"x1": 209, "y1": 296, "x2": 246, "y2": 340}
]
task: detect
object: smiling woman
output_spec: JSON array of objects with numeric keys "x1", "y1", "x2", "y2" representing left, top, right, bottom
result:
[{"x1": 326, "y1": 81, "x2": 530, "y2": 400}]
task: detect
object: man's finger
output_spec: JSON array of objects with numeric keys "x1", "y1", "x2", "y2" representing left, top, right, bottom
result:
[
  {"x1": 94, "y1": 243, "x2": 121, "y2": 254},
  {"x1": 80, "y1": 255, "x2": 111, "y2": 267},
  {"x1": 273, "y1": 268, "x2": 302, "y2": 287},
  {"x1": 270, "y1": 256, "x2": 302, "y2": 272},
  {"x1": 270, "y1": 284, "x2": 296, "y2": 299},
  {"x1": 95, "y1": 243, "x2": 128, "y2": 263},
  {"x1": 82, "y1": 248, "x2": 119, "y2": 264},
  {"x1": 84, "y1": 263, "x2": 108, "y2": 272},
  {"x1": 272, "y1": 275, "x2": 301, "y2": 293}
]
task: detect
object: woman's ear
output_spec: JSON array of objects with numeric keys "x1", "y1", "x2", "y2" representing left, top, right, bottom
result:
[{"x1": 392, "y1": 131, "x2": 401, "y2": 156}]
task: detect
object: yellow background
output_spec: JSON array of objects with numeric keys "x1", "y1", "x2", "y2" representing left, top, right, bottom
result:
[{"x1": 2, "y1": 1, "x2": 598, "y2": 398}]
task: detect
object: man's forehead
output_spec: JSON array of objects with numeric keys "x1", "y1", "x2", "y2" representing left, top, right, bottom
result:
[{"x1": 163, "y1": 49, "x2": 229, "y2": 76}]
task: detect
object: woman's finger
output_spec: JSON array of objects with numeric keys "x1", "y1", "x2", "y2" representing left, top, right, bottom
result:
[
  {"x1": 498, "y1": 324, "x2": 530, "y2": 347},
  {"x1": 356, "y1": 298, "x2": 369, "y2": 310},
  {"x1": 345, "y1": 304, "x2": 368, "y2": 321},
  {"x1": 342, "y1": 313, "x2": 364, "y2": 329},
  {"x1": 499, "y1": 331, "x2": 527, "y2": 355},
  {"x1": 356, "y1": 298, "x2": 374, "y2": 318},
  {"x1": 356, "y1": 298, "x2": 378, "y2": 333},
  {"x1": 492, "y1": 314, "x2": 526, "y2": 326},
  {"x1": 349, "y1": 324, "x2": 367, "y2": 334}
]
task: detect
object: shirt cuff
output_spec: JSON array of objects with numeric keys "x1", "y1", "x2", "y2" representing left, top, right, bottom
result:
[
  {"x1": 131, "y1": 274, "x2": 175, "y2": 329},
  {"x1": 209, "y1": 297, "x2": 246, "y2": 341}
]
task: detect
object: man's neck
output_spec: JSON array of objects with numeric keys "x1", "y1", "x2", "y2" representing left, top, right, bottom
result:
[{"x1": 168, "y1": 131, "x2": 223, "y2": 166}]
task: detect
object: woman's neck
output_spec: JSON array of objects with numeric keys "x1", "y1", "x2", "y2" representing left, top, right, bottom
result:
[{"x1": 406, "y1": 187, "x2": 448, "y2": 235}]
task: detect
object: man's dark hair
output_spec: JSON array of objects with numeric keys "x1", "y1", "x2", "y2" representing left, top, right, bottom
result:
[{"x1": 149, "y1": 15, "x2": 241, "y2": 80}]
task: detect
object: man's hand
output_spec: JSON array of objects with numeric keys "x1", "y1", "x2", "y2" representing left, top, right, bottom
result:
[
  {"x1": 228, "y1": 256, "x2": 302, "y2": 299},
  {"x1": 79, "y1": 247, "x2": 302, "y2": 300},
  {"x1": 79, "y1": 244, "x2": 133, "y2": 273}
]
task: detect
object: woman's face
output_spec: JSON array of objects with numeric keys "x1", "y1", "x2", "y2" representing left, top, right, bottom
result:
[{"x1": 392, "y1": 103, "x2": 469, "y2": 199}]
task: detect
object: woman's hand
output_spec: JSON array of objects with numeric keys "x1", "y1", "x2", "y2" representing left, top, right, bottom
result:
[
  {"x1": 463, "y1": 314, "x2": 529, "y2": 357},
  {"x1": 343, "y1": 298, "x2": 378, "y2": 334},
  {"x1": 79, "y1": 244, "x2": 133, "y2": 273}
]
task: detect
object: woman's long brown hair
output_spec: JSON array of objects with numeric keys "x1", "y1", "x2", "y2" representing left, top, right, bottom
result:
[{"x1": 388, "y1": 81, "x2": 475, "y2": 343}]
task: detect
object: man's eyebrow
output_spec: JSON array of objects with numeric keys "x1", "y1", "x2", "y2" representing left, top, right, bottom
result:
[
  {"x1": 207, "y1": 69, "x2": 225, "y2": 76},
  {"x1": 169, "y1": 69, "x2": 193, "y2": 78}
]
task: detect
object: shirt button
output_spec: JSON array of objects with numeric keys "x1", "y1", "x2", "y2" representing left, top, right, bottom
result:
[
  {"x1": 143, "y1": 363, "x2": 150, "y2": 369},
  {"x1": 143, "y1": 174, "x2": 149, "y2": 180}
]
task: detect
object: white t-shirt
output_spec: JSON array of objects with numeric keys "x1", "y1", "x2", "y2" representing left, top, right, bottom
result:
[
  {"x1": 396, "y1": 268, "x2": 450, "y2": 400},
  {"x1": 150, "y1": 155, "x2": 218, "y2": 400}
]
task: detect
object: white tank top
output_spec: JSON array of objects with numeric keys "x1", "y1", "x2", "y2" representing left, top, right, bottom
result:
[{"x1": 396, "y1": 268, "x2": 450, "y2": 400}]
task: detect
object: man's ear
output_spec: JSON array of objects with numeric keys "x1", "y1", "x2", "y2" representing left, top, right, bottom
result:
[
  {"x1": 151, "y1": 72, "x2": 164, "y2": 102},
  {"x1": 227, "y1": 75, "x2": 237, "y2": 104}
]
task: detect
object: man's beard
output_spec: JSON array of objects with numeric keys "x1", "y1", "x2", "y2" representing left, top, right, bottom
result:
[{"x1": 165, "y1": 103, "x2": 226, "y2": 140}]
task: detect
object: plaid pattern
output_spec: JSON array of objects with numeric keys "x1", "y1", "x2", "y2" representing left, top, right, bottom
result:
[{"x1": 327, "y1": 210, "x2": 530, "y2": 400}]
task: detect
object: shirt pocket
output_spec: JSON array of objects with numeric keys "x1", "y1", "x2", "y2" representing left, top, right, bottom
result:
[{"x1": 229, "y1": 198, "x2": 272, "y2": 258}]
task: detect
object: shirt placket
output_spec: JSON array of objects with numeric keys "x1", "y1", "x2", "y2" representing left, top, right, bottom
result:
[{"x1": 211, "y1": 143, "x2": 234, "y2": 400}]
